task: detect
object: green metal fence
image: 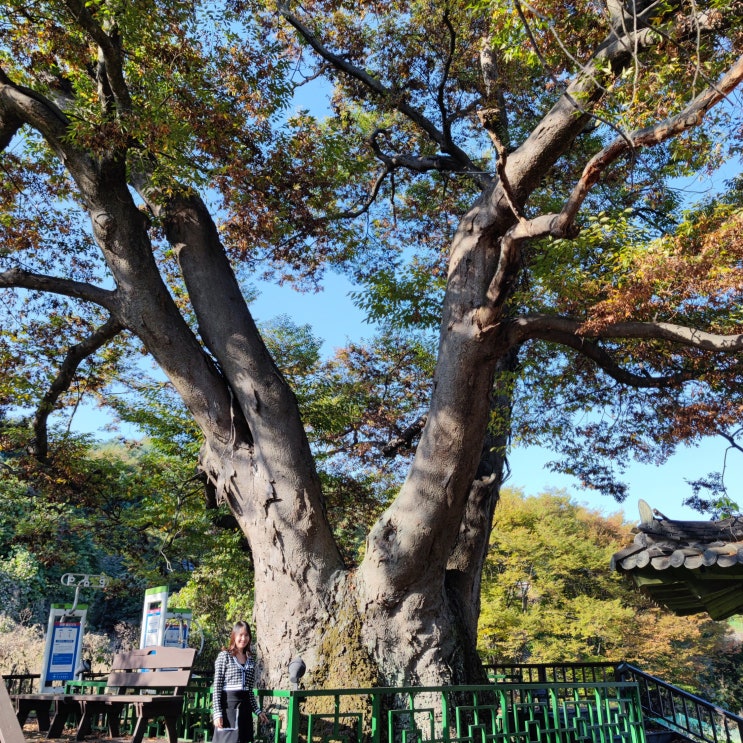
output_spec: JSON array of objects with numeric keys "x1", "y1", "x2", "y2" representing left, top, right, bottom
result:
[
  {"x1": 3, "y1": 674, "x2": 646, "y2": 743},
  {"x1": 617, "y1": 663, "x2": 743, "y2": 743},
  {"x1": 251, "y1": 681, "x2": 646, "y2": 743}
]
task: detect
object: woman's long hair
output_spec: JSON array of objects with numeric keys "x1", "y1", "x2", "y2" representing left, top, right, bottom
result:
[{"x1": 226, "y1": 621, "x2": 252, "y2": 656}]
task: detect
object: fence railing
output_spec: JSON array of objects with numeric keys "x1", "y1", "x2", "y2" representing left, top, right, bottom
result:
[
  {"x1": 1, "y1": 675, "x2": 39, "y2": 695},
  {"x1": 617, "y1": 663, "x2": 743, "y2": 743},
  {"x1": 3, "y1": 670, "x2": 647, "y2": 743},
  {"x1": 483, "y1": 663, "x2": 620, "y2": 685},
  {"x1": 252, "y1": 681, "x2": 646, "y2": 743}
]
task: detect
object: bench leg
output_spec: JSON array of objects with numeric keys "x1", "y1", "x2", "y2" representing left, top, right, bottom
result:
[
  {"x1": 75, "y1": 706, "x2": 91, "y2": 741},
  {"x1": 35, "y1": 705, "x2": 51, "y2": 732},
  {"x1": 13, "y1": 701, "x2": 30, "y2": 727},
  {"x1": 106, "y1": 702, "x2": 125, "y2": 738},
  {"x1": 130, "y1": 713, "x2": 149, "y2": 743},
  {"x1": 129, "y1": 709, "x2": 180, "y2": 743},
  {"x1": 75, "y1": 700, "x2": 104, "y2": 740},
  {"x1": 14, "y1": 699, "x2": 51, "y2": 732},
  {"x1": 164, "y1": 713, "x2": 180, "y2": 743},
  {"x1": 47, "y1": 700, "x2": 76, "y2": 738}
]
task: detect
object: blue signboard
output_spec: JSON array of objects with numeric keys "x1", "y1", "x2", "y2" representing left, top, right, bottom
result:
[{"x1": 45, "y1": 616, "x2": 82, "y2": 682}]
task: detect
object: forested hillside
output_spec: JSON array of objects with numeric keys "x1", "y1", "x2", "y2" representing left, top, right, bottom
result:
[{"x1": 479, "y1": 488, "x2": 739, "y2": 701}]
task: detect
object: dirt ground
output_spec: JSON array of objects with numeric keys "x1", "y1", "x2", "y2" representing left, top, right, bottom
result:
[{"x1": 21, "y1": 723, "x2": 168, "y2": 743}]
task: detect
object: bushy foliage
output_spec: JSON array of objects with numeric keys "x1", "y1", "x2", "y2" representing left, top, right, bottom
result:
[
  {"x1": 479, "y1": 488, "x2": 734, "y2": 690},
  {"x1": 0, "y1": 613, "x2": 44, "y2": 675},
  {"x1": 0, "y1": 547, "x2": 46, "y2": 622}
]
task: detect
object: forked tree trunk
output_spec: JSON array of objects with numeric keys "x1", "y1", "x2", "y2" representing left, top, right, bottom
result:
[
  {"x1": 158, "y1": 171, "x2": 515, "y2": 688},
  {"x1": 202, "y1": 439, "x2": 505, "y2": 690}
]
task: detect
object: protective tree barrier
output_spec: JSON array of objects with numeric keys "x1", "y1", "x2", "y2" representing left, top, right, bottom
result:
[{"x1": 252, "y1": 681, "x2": 646, "y2": 743}]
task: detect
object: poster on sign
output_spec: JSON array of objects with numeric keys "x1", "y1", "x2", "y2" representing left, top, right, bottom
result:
[
  {"x1": 162, "y1": 610, "x2": 192, "y2": 648},
  {"x1": 39, "y1": 604, "x2": 87, "y2": 692},
  {"x1": 139, "y1": 586, "x2": 169, "y2": 648}
]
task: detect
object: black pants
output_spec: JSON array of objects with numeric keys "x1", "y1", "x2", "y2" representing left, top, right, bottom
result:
[{"x1": 222, "y1": 690, "x2": 254, "y2": 743}]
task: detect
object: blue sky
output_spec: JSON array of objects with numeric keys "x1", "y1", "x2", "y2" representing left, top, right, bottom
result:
[
  {"x1": 56, "y1": 263, "x2": 739, "y2": 527},
  {"x1": 247, "y1": 273, "x2": 742, "y2": 525}
]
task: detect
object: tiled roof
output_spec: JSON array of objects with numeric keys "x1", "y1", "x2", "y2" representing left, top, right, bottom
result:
[{"x1": 611, "y1": 500, "x2": 743, "y2": 620}]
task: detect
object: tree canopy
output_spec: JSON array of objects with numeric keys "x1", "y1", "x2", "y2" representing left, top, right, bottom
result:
[{"x1": 1, "y1": 0, "x2": 742, "y2": 686}]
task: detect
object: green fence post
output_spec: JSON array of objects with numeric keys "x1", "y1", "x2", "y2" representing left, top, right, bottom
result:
[
  {"x1": 371, "y1": 689, "x2": 381, "y2": 743},
  {"x1": 441, "y1": 688, "x2": 450, "y2": 743},
  {"x1": 285, "y1": 691, "x2": 300, "y2": 743}
]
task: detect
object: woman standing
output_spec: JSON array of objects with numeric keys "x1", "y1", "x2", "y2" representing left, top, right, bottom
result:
[{"x1": 212, "y1": 621, "x2": 268, "y2": 743}]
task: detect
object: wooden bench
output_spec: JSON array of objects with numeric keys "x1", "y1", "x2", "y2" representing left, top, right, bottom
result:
[
  {"x1": 6, "y1": 675, "x2": 107, "y2": 733},
  {"x1": 10, "y1": 646, "x2": 196, "y2": 743},
  {"x1": 9, "y1": 686, "x2": 61, "y2": 733}
]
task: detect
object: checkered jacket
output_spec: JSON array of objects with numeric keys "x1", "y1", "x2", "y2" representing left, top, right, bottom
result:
[{"x1": 212, "y1": 650, "x2": 261, "y2": 721}]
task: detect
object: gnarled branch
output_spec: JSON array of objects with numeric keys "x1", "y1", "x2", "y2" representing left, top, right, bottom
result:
[
  {"x1": 31, "y1": 316, "x2": 124, "y2": 461},
  {"x1": 510, "y1": 313, "x2": 743, "y2": 353}
]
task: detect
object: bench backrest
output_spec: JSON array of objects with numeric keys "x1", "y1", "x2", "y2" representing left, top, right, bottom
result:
[
  {"x1": 107, "y1": 647, "x2": 196, "y2": 694},
  {"x1": 0, "y1": 675, "x2": 25, "y2": 743}
]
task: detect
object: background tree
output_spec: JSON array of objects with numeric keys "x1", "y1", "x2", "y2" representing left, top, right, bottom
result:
[
  {"x1": 0, "y1": 416, "x2": 250, "y2": 649},
  {"x1": 0, "y1": 0, "x2": 741, "y2": 687},
  {"x1": 479, "y1": 488, "x2": 733, "y2": 691}
]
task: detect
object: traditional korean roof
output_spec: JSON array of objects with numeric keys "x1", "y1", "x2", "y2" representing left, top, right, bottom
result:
[{"x1": 611, "y1": 499, "x2": 743, "y2": 620}]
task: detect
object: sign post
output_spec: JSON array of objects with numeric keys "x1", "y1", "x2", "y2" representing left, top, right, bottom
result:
[
  {"x1": 139, "y1": 586, "x2": 169, "y2": 648},
  {"x1": 139, "y1": 587, "x2": 196, "y2": 650},
  {"x1": 39, "y1": 604, "x2": 87, "y2": 692},
  {"x1": 38, "y1": 573, "x2": 107, "y2": 693}
]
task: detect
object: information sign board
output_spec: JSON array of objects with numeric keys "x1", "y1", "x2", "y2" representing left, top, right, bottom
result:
[{"x1": 39, "y1": 604, "x2": 87, "y2": 692}]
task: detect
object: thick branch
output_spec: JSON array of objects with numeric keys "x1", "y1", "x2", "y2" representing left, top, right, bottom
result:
[
  {"x1": 0, "y1": 109, "x2": 22, "y2": 150},
  {"x1": 444, "y1": 345, "x2": 519, "y2": 663},
  {"x1": 503, "y1": 23, "x2": 676, "y2": 202},
  {"x1": 476, "y1": 214, "x2": 568, "y2": 330},
  {"x1": 130, "y1": 178, "x2": 345, "y2": 579},
  {"x1": 437, "y1": 9, "x2": 457, "y2": 150},
  {"x1": 31, "y1": 316, "x2": 124, "y2": 461},
  {"x1": 0, "y1": 268, "x2": 119, "y2": 312},
  {"x1": 368, "y1": 129, "x2": 469, "y2": 174},
  {"x1": 62, "y1": 0, "x2": 132, "y2": 113},
  {"x1": 525, "y1": 327, "x2": 695, "y2": 388},
  {"x1": 0, "y1": 67, "x2": 103, "y2": 196},
  {"x1": 555, "y1": 53, "x2": 743, "y2": 232},
  {"x1": 382, "y1": 415, "x2": 427, "y2": 457},
  {"x1": 511, "y1": 314, "x2": 743, "y2": 352},
  {"x1": 0, "y1": 68, "x2": 69, "y2": 135},
  {"x1": 478, "y1": 38, "x2": 509, "y2": 152}
]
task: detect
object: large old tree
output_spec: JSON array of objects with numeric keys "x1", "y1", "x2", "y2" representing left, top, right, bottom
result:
[{"x1": 1, "y1": 0, "x2": 742, "y2": 686}]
